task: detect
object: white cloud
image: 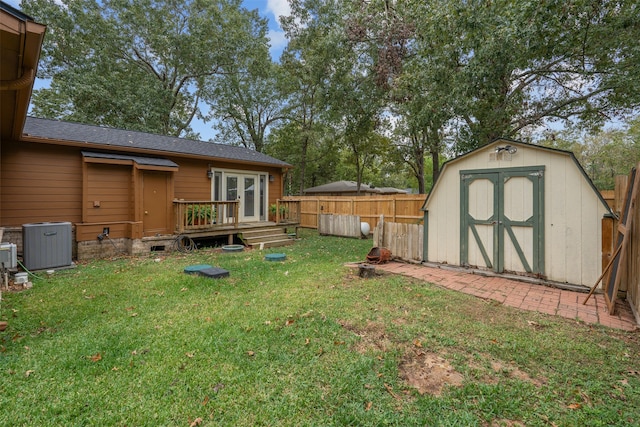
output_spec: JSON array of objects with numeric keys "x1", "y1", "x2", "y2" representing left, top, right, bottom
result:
[
  {"x1": 266, "y1": 0, "x2": 291, "y2": 25},
  {"x1": 267, "y1": 29, "x2": 287, "y2": 53}
]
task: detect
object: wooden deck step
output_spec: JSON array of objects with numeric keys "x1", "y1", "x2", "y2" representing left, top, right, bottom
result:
[{"x1": 239, "y1": 226, "x2": 296, "y2": 249}]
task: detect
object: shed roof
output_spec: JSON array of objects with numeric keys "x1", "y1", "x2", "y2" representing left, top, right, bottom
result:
[
  {"x1": 23, "y1": 117, "x2": 291, "y2": 169},
  {"x1": 422, "y1": 138, "x2": 612, "y2": 215}
]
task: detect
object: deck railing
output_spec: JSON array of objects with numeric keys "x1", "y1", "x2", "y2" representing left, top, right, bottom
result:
[
  {"x1": 174, "y1": 200, "x2": 239, "y2": 233},
  {"x1": 275, "y1": 199, "x2": 301, "y2": 224}
]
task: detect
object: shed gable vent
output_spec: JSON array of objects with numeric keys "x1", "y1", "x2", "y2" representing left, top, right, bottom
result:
[{"x1": 489, "y1": 152, "x2": 513, "y2": 161}]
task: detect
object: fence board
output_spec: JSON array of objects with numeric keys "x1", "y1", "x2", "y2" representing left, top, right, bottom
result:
[
  {"x1": 318, "y1": 214, "x2": 362, "y2": 238},
  {"x1": 623, "y1": 167, "x2": 640, "y2": 322},
  {"x1": 373, "y1": 218, "x2": 423, "y2": 262}
]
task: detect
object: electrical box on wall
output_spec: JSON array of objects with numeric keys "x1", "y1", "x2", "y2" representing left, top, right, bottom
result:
[
  {"x1": 23, "y1": 222, "x2": 73, "y2": 270},
  {"x1": 0, "y1": 243, "x2": 17, "y2": 269}
]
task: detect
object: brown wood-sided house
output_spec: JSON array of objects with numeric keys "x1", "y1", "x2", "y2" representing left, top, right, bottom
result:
[{"x1": 1, "y1": 3, "x2": 293, "y2": 262}]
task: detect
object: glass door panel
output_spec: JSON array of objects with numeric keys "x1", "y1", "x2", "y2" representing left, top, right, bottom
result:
[
  {"x1": 226, "y1": 176, "x2": 238, "y2": 219},
  {"x1": 244, "y1": 177, "x2": 255, "y2": 218}
]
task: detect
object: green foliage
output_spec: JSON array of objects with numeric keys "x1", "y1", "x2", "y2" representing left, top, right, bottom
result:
[
  {"x1": 23, "y1": 0, "x2": 267, "y2": 138},
  {"x1": 204, "y1": 35, "x2": 284, "y2": 152},
  {"x1": 268, "y1": 203, "x2": 287, "y2": 217},
  {"x1": 186, "y1": 205, "x2": 216, "y2": 225},
  {"x1": 541, "y1": 118, "x2": 640, "y2": 189}
]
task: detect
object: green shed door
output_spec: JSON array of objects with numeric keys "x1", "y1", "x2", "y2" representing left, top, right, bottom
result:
[{"x1": 460, "y1": 167, "x2": 545, "y2": 276}]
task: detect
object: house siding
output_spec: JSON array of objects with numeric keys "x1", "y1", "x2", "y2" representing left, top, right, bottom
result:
[
  {"x1": 2, "y1": 140, "x2": 287, "y2": 237},
  {"x1": 84, "y1": 163, "x2": 133, "y2": 223},
  {"x1": 1, "y1": 140, "x2": 82, "y2": 226}
]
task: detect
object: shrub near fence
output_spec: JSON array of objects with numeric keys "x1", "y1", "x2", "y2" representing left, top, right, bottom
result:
[{"x1": 283, "y1": 194, "x2": 425, "y2": 230}]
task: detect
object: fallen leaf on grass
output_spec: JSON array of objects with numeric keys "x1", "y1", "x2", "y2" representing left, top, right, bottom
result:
[
  {"x1": 567, "y1": 403, "x2": 581, "y2": 410},
  {"x1": 334, "y1": 340, "x2": 345, "y2": 345},
  {"x1": 189, "y1": 417, "x2": 203, "y2": 427},
  {"x1": 130, "y1": 313, "x2": 138, "y2": 317},
  {"x1": 185, "y1": 352, "x2": 194, "y2": 358},
  {"x1": 89, "y1": 352, "x2": 102, "y2": 362},
  {"x1": 413, "y1": 339, "x2": 422, "y2": 348},
  {"x1": 285, "y1": 319, "x2": 295, "y2": 326},
  {"x1": 247, "y1": 351, "x2": 255, "y2": 357},
  {"x1": 365, "y1": 401, "x2": 372, "y2": 411},
  {"x1": 181, "y1": 288, "x2": 188, "y2": 292},
  {"x1": 125, "y1": 306, "x2": 135, "y2": 311},
  {"x1": 112, "y1": 367, "x2": 119, "y2": 371},
  {"x1": 305, "y1": 338, "x2": 310, "y2": 345},
  {"x1": 202, "y1": 396, "x2": 209, "y2": 406},
  {"x1": 384, "y1": 383, "x2": 400, "y2": 400},
  {"x1": 25, "y1": 370, "x2": 34, "y2": 377}
]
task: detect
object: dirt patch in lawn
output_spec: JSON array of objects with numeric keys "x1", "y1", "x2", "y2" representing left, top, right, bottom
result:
[
  {"x1": 340, "y1": 320, "x2": 393, "y2": 353},
  {"x1": 341, "y1": 320, "x2": 465, "y2": 396},
  {"x1": 340, "y1": 318, "x2": 547, "y2": 398},
  {"x1": 399, "y1": 350, "x2": 464, "y2": 396},
  {"x1": 488, "y1": 357, "x2": 546, "y2": 387}
]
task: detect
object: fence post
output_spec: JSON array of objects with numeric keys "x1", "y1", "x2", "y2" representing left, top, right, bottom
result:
[{"x1": 377, "y1": 215, "x2": 384, "y2": 248}]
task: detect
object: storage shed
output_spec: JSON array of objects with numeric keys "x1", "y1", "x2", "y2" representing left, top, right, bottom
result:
[{"x1": 421, "y1": 139, "x2": 613, "y2": 288}]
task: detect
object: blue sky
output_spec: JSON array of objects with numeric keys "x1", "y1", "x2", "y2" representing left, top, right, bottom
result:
[{"x1": 5, "y1": 0, "x2": 291, "y2": 140}]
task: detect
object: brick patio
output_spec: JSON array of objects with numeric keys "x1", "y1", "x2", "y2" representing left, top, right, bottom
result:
[{"x1": 372, "y1": 261, "x2": 638, "y2": 331}]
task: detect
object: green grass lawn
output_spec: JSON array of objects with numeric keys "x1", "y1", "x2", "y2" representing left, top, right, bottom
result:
[{"x1": 1, "y1": 229, "x2": 639, "y2": 426}]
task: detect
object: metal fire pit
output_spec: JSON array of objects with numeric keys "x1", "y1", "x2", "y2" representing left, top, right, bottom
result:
[{"x1": 366, "y1": 247, "x2": 391, "y2": 264}]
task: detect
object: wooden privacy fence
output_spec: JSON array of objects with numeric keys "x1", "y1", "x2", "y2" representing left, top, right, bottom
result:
[
  {"x1": 599, "y1": 166, "x2": 640, "y2": 320},
  {"x1": 282, "y1": 194, "x2": 425, "y2": 230},
  {"x1": 318, "y1": 214, "x2": 362, "y2": 238},
  {"x1": 373, "y1": 216, "x2": 424, "y2": 262}
]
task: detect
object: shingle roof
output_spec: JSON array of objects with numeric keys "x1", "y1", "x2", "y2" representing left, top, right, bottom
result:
[
  {"x1": 81, "y1": 151, "x2": 179, "y2": 168},
  {"x1": 303, "y1": 181, "x2": 407, "y2": 194},
  {"x1": 23, "y1": 117, "x2": 291, "y2": 168}
]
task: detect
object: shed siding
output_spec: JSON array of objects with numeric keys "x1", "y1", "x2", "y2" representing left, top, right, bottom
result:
[{"x1": 425, "y1": 142, "x2": 608, "y2": 287}]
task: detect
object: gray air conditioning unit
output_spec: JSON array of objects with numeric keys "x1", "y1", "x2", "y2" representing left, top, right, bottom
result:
[{"x1": 23, "y1": 222, "x2": 72, "y2": 271}]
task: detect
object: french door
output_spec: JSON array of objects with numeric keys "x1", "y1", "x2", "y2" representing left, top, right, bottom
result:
[
  {"x1": 213, "y1": 171, "x2": 265, "y2": 222},
  {"x1": 460, "y1": 167, "x2": 545, "y2": 276}
]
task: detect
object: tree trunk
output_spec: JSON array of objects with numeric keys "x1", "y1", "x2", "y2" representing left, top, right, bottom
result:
[{"x1": 298, "y1": 134, "x2": 309, "y2": 195}]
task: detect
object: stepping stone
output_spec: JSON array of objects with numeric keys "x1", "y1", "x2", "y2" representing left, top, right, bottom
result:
[
  {"x1": 184, "y1": 264, "x2": 213, "y2": 274},
  {"x1": 198, "y1": 267, "x2": 230, "y2": 279}
]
